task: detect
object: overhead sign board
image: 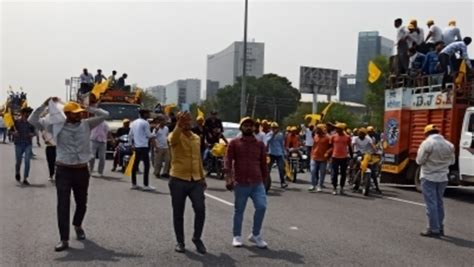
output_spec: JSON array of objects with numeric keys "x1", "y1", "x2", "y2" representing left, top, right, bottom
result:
[{"x1": 299, "y1": 66, "x2": 338, "y2": 95}]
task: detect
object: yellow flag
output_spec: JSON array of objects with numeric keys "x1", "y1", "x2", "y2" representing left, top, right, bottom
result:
[
  {"x1": 197, "y1": 108, "x2": 204, "y2": 119},
  {"x1": 321, "y1": 102, "x2": 333, "y2": 118},
  {"x1": 368, "y1": 61, "x2": 382, "y2": 84},
  {"x1": 124, "y1": 152, "x2": 136, "y2": 177},
  {"x1": 164, "y1": 104, "x2": 177, "y2": 115},
  {"x1": 3, "y1": 108, "x2": 15, "y2": 129},
  {"x1": 304, "y1": 114, "x2": 321, "y2": 126},
  {"x1": 455, "y1": 60, "x2": 467, "y2": 86},
  {"x1": 91, "y1": 80, "x2": 110, "y2": 99}
]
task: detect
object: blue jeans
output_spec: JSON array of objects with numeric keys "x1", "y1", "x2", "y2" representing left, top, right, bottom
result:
[
  {"x1": 268, "y1": 155, "x2": 285, "y2": 184},
  {"x1": 421, "y1": 178, "x2": 448, "y2": 233},
  {"x1": 233, "y1": 183, "x2": 267, "y2": 237},
  {"x1": 15, "y1": 143, "x2": 32, "y2": 178},
  {"x1": 310, "y1": 160, "x2": 327, "y2": 187}
]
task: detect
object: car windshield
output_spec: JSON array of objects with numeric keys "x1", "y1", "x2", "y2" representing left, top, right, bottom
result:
[
  {"x1": 98, "y1": 103, "x2": 140, "y2": 120},
  {"x1": 223, "y1": 127, "x2": 240, "y2": 139}
]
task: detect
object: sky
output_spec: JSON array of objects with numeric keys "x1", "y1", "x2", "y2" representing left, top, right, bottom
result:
[{"x1": 1, "y1": 0, "x2": 473, "y2": 107}]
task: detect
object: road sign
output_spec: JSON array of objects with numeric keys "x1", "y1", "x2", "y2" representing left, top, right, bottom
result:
[{"x1": 299, "y1": 66, "x2": 339, "y2": 95}]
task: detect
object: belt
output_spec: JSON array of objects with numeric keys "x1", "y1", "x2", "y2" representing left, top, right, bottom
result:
[{"x1": 56, "y1": 162, "x2": 88, "y2": 169}]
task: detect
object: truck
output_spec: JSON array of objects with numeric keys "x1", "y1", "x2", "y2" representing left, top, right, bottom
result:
[
  {"x1": 67, "y1": 77, "x2": 141, "y2": 156},
  {"x1": 380, "y1": 74, "x2": 474, "y2": 191}
]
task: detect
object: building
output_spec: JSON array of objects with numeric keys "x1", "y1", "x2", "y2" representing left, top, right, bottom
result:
[
  {"x1": 338, "y1": 74, "x2": 357, "y2": 103},
  {"x1": 206, "y1": 41, "x2": 265, "y2": 99},
  {"x1": 146, "y1": 85, "x2": 166, "y2": 103},
  {"x1": 165, "y1": 79, "x2": 201, "y2": 107},
  {"x1": 354, "y1": 31, "x2": 394, "y2": 104}
]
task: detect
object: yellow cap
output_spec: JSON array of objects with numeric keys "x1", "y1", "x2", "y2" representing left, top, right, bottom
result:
[
  {"x1": 367, "y1": 126, "x2": 374, "y2": 131},
  {"x1": 353, "y1": 128, "x2": 358, "y2": 132},
  {"x1": 448, "y1": 20, "x2": 456, "y2": 26},
  {"x1": 123, "y1": 118, "x2": 130, "y2": 123},
  {"x1": 289, "y1": 126, "x2": 297, "y2": 132},
  {"x1": 358, "y1": 127, "x2": 367, "y2": 134},
  {"x1": 196, "y1": 116, "x2": 204, "y2": 121},
  {"x1": 255, "y1": 119, "x2": 261, "y2": 124},
  {"x1": 424, "y1": 124, "x2": 439, "y2": 134},
  {"x1": 270, "y1": 122, "x2": 279, "y2": 128},
  {"x1": 286, "y1": 126, "x2": 291, "y2": 131},
  {"x1": 409, "y1": 19, "x2": 417, "y2": 25},
  {"x1": 261, "y1": 120, "x2": 269, "y2": 125},
  {"x1": 316, "y1": 124, "x2": 326, "y2": 130},
  {"x1": 239, "y1": 116, "x2": 254, "y2": 126},
  {"x1": 427, "y1": 19, "x2": 434, "y2": 25},
  {"x1": 335, "y1": 122, "x2": 346, "y2": 129},
  {"x1": 63, "y1": 102, "x2": 86, "y2": 113}
]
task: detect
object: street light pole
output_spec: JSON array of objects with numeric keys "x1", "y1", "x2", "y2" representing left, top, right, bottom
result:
[{"x1": 240, "y1": 0, "x2": 248, "y2": 118}]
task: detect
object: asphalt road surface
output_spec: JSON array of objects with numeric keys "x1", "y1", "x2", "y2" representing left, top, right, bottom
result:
[{"x1": 1, "y1": 143, "x2": 473, "y2": 266}]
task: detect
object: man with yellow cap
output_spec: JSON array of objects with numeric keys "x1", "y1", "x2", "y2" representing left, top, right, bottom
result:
[
  {"x1": 29, "y1": 97, "x2": 109, "y2": 251},
  {"x1": 442, "y1": 20, "x2": 462, "y2": 46},
  {"x1": 267, "y1": 122, "x2": 288, "y2": 189},
  {"x1": 416, "y1": 124, "x2": 455, "y2": 238},
  {"x1": 309, "y1": 124, "x2": 330, "y2": 192},
  {"x1": 425, "y1": 20, "x2": 443, "y2": 49},
  {"x1": 407, "y1": 19, "x2": 425, "y2": 50},
  {"x1": 327, "y1": 122, "x2": 353, "y2": 195},
  {"x1": 225, "y1": 117, "x2": 269, "y2": 249}
]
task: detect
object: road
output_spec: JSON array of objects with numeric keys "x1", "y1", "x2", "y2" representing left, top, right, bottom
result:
[{"x1": 1, "y1": 143, "x2": 473, "y2": 266}]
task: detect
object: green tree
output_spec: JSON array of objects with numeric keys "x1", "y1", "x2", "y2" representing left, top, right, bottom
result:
[
  {"x1": 140, "y1": 90, "x2": 158, "y2": 110},
  {"x1": 282, "y1": 102, "x2": 363, "y2": 129},
  {"x1": 365, "y1": 55, "x2": 389, "y2": 129},
  {"x1": 214, "y1": 74, "x2": 301, "y2": 123}
]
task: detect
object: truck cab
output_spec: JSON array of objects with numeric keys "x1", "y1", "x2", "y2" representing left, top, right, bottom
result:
[{"x1": 459, "y1": 107, "x2": 474, "y2": 183}]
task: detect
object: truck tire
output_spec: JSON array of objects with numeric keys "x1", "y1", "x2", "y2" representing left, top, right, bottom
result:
[{"x1": 415, "y1": 166, "x2": 422, "y2": 192}]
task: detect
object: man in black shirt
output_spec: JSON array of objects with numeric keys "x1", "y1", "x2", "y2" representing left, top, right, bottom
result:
[
  {"x1": 94, "y1": 69, "x2": 107, "y2": 84},
  {"x1": 204, "y1": 110, "x2": 223, "y2": 141},
  {"x1": 116, "y1": 73, "x2": 128, "y2": 90},
  {"x1": 112, "y1": 119, "x2": 131, "y2": 172}
]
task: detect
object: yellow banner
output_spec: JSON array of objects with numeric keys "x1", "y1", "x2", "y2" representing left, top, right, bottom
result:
[{"x1": 381, "y1": 158, "x2": 409, "y2": 174}]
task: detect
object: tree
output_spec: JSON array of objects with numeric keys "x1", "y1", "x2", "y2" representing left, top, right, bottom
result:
[
  {"x1": 214, "y1": 74, "x2": 301, "y2": 123},
  {"x1": 140, "y1": 90, "x2": 158, "y2": 110},
  {"x1": 365, "y1": 55, "x2": 389, "y2": 129},
  {"x1": 282, "y1": 102, "x2": 363, "y2": 129}
]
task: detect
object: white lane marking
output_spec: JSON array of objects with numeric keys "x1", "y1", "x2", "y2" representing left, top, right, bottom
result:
[
  {"x1": 384, "y1": 196, "x2": 426, "y2": 207},
  {"x1": 290, "y1": 226, "x2": 299, "y2": 230},
  {"x1": 205, "y1": 193, "x2": 234, "y2": 206}
]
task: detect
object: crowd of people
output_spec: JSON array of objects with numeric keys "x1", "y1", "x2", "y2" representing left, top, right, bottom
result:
[
  {"x1": 79, "y1": 68, "x2": 130, "y2": 95},
  {"x1": 392, "y1": 18, "x2": 473, "y2": 89}
]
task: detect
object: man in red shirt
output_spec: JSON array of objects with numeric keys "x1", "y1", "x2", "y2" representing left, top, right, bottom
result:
[
  {"x1": 225, "y1": 117, "x2": 269, "y2": 249},
  {"x1": 309, "y1": 124, "x2": 330, "y2": 192},
  {"x1": 327, "y1": 123, "x2": 352, "y2": 195},
  {"x1": 285, "y1": 126, "x2": 301, "y2": 150}
]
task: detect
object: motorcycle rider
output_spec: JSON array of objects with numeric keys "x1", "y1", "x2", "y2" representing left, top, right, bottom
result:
[
  {"x1": 204, "y1": 127, "x2": 228, "y2": 176},
  {"x1": 352, "y1": 128, "x2": 381, "y2": 194},
  {"x1": 111, "y1": 119, "x2": 131, "y2": 172}
]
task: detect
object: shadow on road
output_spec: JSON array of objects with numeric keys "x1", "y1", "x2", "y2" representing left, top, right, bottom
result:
[
  {"x1": 243, "y1": 246, "x2": 305, "y2": 265},
  {"x1": 185, "y1": 251, "x2": 237, "y2": 266},
  {"x1": 441, "y1": 235, "x2": 474, "y2": 249},
  {"x1": 16, "y1": 183, "x2": 48, "y2": 188},
  {"x1": 54, "y1": 239, "x2": 142, "y2": 262},
  {"x1": 92, "y1": 175, "x2": 127, "y2": 183},
  {"x1": 444, "y1": 188, "x2": 474, "y2": 204}
]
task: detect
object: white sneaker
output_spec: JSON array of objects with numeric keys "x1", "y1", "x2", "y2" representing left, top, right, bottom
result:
[
  {"x1": 316, "y1": 186, "x2": 322, "y2": 192},
  {"x1": 248, "y1": 234, "x2": 267, "y2": 249},
  {"x1": 130, "y1": 185, "x2": 141, "y2": 190},
  {"x1": 232, "y1": 236, "x2": 243, "y2": 247},
  {"x1": 142, "y1": 185, "x2": 156, "y2": 191}
]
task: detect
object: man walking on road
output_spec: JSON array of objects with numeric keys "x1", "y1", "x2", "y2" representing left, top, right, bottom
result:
[
  {"x1": 416, "y1": 124, "x2": 455, "y2": 238},
  {"x1": 266, "y1": 122, "x2": 288, "y2": 189},
  {"x1": 89, "y1": 120, "x2": 108, "y2": 177},
  {"x1": 225, "y1": 117, "x2": 269, "y2": 249},
  {"x1": 153, "y1": 115, "x2": 170, "y2": 178},
  {"x1": 327, "y1": 123, "x2": 352, "y2": 195},
  {"x1": 29, "y1": 98, "x2": 109, "y2": 252},
  {"x1": 129, "y1": 109, "x2": 155, "y2": 191},
  {"x1": 309, "y1": 124, "x2": 330, "y2": 192},
  {"x1": 168, "y1": 112, "x2": 207, "y2": 254},
  {"x1": 12, "y1": 107, "x2": 36, "y2": 185}
]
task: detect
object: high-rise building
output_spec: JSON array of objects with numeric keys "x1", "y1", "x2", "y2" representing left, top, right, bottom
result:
[
  {"x1": 339, "y1": 74, "x2": 358, "y2": 103},
  {"x1": 206, "y1": 41, "x2": 265, "y2": 99},
  {"x1": 165, "y1": 79, "x2": 201, "y2": 107},
  {"x1": 354, "y1": 31, "x2": 394, "y2": 104},
  {"x1": 146, "y1": 85, "x2": 166, "y2": 103}
]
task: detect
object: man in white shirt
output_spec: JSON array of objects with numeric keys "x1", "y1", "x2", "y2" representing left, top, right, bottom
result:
[
  {"x1": 394, "y1": 18, "x2": 409, "y2": 74},
  {"x1": 407, "y1": 20, "x2": 425, "y2": 49},
  {"x1": 153, "y1": 115, "x2": 170, "y2": 178},
  {"x1": 352, "y1": 128, "x2": 381, "y2": 193},
  {"x1": 425, "y1": 20, "x2": 443, "y2": 49},
  {"x1": 304, "y1": 125, "x2": 314, "y2": 169},
  {"x1": 79, "y1": 68, "x2": 94, "y2": 94},
  {"x1": 442, "y1": 20, "x2": 462, "y2": 46},
  {"x1": 416, "y1": 124, "x2": 455, "y2": 238},
  {"x1": 129, "y1": 109, "x2": 156, "y2": 191},
  {"x1": 439, "y1": 37, "x2": 472, "y2": 89}
]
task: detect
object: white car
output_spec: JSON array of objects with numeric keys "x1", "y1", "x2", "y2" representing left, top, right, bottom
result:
[{"x1": 222, "y1": 122, "x2": 240, "y2": 142}]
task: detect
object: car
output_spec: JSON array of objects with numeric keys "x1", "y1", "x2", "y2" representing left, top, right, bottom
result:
[{"x1": 222, "y1": 122, "x2": 240, "y2": 142}]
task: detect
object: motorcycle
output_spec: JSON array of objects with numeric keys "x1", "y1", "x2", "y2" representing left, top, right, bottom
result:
[
  {"x1": 286, "y1": 147, "x2": 307, "y2": 183},
  {"x1": 205, "y1": 143, "x2": 226, "y2": 180},
  {"x1": 116, "y1": 135, "x2": 133, "y2": 173},
  {"x1": 350, "y1": 152, "x2": 381, "y2": 196}
]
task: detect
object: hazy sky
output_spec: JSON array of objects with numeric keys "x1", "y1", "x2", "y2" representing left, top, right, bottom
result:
[{"x1": 1, "y1": 0, "x2": 473, "y2": 107}]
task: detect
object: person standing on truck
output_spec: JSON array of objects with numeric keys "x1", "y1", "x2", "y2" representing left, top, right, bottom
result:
[
  {"x1": 129, "y1": 109, "x2": 156, "y2": 191},
  {"x1": 442, "y1": 20, "x2": 462, "y2": 46},
  {"x1": 327, "y1": 123, "x2": 353, "y2": 195},
  {"x1": 94, "y1": 69, "x2": 107, "y2": 84},
  {"x1": 394, "y1": 18, "x2": 409, "y2": 74},
  {"x1": 89, "y1": 120, "x2": 109, "y2": 178},
  {"x1": 29, "y1": 98, "x2": 109, "y2": 252},
  {"x1": 79, "y1": 68, "x2": 94, "y2": 94},
  {"x1": 108, "y1": 70, "x2": 117, "y2": 88},
  {"x1": 153, "y1": 115, "x2": 171, "y2": 179},
  {"x1": 116, "y1": 73, "x2": 128, "y2": 90},
  {"x1": 425, "y1": 20, "x2": 443, "y2": 51},
  {"x1": 439, "y1": 37, "x2": 472, "y2": 90},
  {"x1": 416, "y1": 124, "x2": 455, "y2": 238}
]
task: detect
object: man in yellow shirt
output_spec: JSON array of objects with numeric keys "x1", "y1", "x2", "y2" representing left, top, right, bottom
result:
[{"x1": 168, "y1": 111, "x2": 207, "y2": 254}]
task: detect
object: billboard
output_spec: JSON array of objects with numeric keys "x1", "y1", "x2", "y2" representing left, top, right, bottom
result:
[{"x1": 299, "y1": 66, "x2": 339, "y2": 95}]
